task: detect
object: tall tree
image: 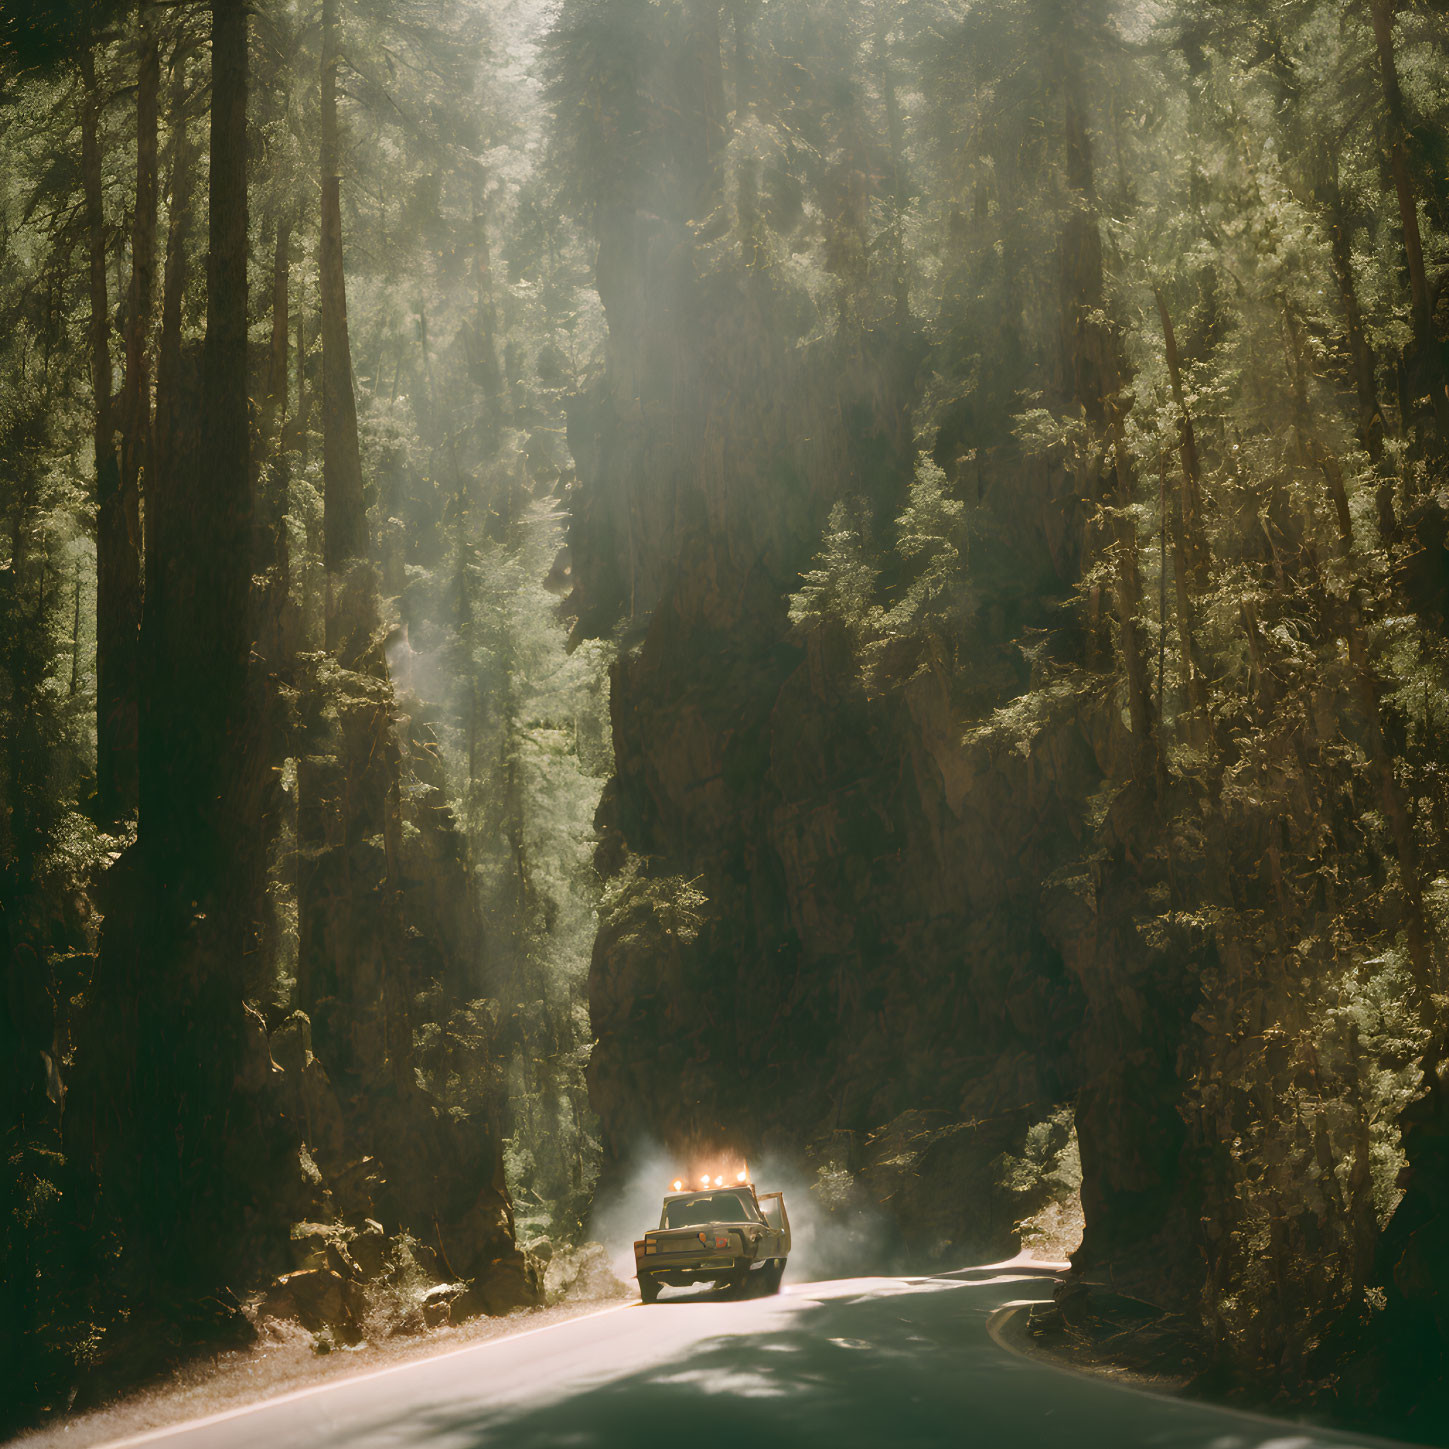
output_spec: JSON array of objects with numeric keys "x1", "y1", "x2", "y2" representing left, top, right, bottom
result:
[
  {"x1": 81, "y1": 24, "x2": 142, "y2": 822},
  {"x1": 1368, "y1": 0, "x2": 1448, "y2": 438},
  {"x1": 71, "y1": 0, "x2": 260, "y2": 1307},
  {"x1": 320, "y1": 0, "x2": 367, "y2": 574},
  {"x1": 102, "y1": 0, "x2": 158, "y2": 820}
]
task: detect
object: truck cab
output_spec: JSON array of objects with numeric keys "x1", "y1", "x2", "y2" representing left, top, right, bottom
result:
[{"x1": 634, "y1": 1181, "x2": 791, "y2": 1304}]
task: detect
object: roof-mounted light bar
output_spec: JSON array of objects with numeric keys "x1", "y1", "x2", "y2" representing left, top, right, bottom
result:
[{"x1": 669, "y1": 1163, "x2": 752, "y2": 1191}]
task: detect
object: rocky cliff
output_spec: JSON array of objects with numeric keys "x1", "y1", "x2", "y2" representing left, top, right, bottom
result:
[
  {"x1": 558, "y1": 11, "x2": 1444, "y2": 1418},
  {"x1": 558, "y1": 5, "x2": 1101, "y2": 1269}
]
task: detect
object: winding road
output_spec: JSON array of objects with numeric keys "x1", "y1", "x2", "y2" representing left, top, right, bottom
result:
[{"x1": 98, "y1": 1267, "x2": 1417, "y2": 1449}]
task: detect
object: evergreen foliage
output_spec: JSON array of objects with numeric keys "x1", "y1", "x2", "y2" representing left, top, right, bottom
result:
[
  {"x1": 8, "y1": 0, "x2": 1449, "y2": 1435},
  {"x1": 0, "y1": 0, "x2": 605, "y2": 1428}
]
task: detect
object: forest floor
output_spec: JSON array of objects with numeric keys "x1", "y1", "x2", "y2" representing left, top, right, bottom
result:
[
  {"x1": 9, "y1": 1296, "x2": 632, "y2": 1449},
  {"x1": 988, "y1": 1287, "x2": 1202, "y2": 1396}
]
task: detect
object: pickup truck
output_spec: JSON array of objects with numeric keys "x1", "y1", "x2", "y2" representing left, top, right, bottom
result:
[{"x1": 634, "y1": 1182, "x2": 791, "y2": 1303}]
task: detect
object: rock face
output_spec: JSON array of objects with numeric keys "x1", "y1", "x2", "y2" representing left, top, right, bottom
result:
[
  {"x1": 558, "y1": 1, "x2": 1203, "y2": 1304},
  {"x1": 560, "y1": 12, "x2": 1094, "y2": 1274},
  {"x1": 559, "y1": 10, "x2": 1449, "y2": 1419},
  {"x1": 582, "y1": 543, "x2": 1106, "y2": 1269}
]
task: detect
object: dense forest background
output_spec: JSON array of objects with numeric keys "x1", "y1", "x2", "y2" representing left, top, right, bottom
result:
[
  {"x1": 0, "y1": 0, "x2": 611, "y2": 1426},
  {"x1": 8, "y1": 0, "x2": 1449, "y2": 1439}
]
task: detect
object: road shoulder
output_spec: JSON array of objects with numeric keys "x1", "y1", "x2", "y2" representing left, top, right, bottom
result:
[
  {"x1": 9, "y1": 1298, "x2": 634, "y2": 1449},
  {"x1": 986, "y1": 1296, "x2": 1197, "y2": 1396}
]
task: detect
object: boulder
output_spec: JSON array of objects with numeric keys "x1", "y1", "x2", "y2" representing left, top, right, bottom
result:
[
  {"x1": 259, "y1": 1268, "x2": 363, "y2": 1340},
  {"x1": 419, "y1": 1282, "x2": 468, "y2": 1329},
  {"x1": 284, "y1": 1220, "x2": 361, "y2": 1281},
  {"x1": 349, "y1": 1218, "x2": 389, "y2": 1278},
  {"x1": 455, "y1": 1248, "x2": 542, "y2": 1319},
  {"x1": 435, "y1": 1192, "x2": 514, "y2": 1281}
]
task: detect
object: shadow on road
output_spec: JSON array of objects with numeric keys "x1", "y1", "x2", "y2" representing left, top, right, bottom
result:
[
  {"x1": 324, "y1": 1275, "x2": 1393, "y2": 1449},
  {"x1": 651, "y1": 1257, "x2": 1066, "y2": 1308},
  {"x1": 648, "y1": 1268, "x2": 785, "y2": 1306}
]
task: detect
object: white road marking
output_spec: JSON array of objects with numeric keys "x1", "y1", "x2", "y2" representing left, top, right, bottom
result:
[{"x1": 89, "y1": 1303, "x2": 634, "y2": 1449}]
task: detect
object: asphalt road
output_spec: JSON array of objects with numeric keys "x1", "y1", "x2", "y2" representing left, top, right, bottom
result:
[{"x1": 99, "y1": 1266, "x2": 1419, "y2": 1449}]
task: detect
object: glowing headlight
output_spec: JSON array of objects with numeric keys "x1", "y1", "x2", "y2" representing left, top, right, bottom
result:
[
  {"x1": 737, "y1": 1170, "x2": 748, "y2": 1182},
  {"x1": 714, "y1": 1175, "x2": 724, "y2": 1187},
  {"x1": 672, "y1": 1180, "x2": 683, "y2": 1191}
]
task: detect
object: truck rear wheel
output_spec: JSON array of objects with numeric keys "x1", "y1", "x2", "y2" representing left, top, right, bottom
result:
[
  {"x1": 640, "y1": 1277, "x2": 660, "y2": 1304},
  {"x1": 764, "y1": 1259, "x2": 785, "y2": 1294}
]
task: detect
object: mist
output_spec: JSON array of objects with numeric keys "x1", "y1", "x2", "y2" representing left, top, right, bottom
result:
[
  {"x1": 6, "y1": 0, "x2": 1449, "y2": 1434},
  {"x1": 588, "y1": 1141, "x2": 914, "y2": 1292}
]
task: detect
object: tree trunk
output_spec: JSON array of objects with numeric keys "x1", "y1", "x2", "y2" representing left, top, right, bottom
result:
[
  {"x1": 1317, "y1": 153, "x2": 1399, "y2": 541},
  {"x1": 195, "y1": 0, "x2": 253, "y2": 839},
  {"x1": 137, "y1": 0, "x2": 255, "y2": 1270},
  {"x1": 83, "y1": 45, "x2": 136, "y2": 822},
  {"x1": 263, "y1": 214, "x2": 291, "y2": 447},
  {"x1": 876, "y1": 5, "x2": 908, "y2": 318},
  {"x1": 81, "y1": 53, "x2": 111, "y2": 464},
  {"x1": 1317, "y1": 449, "x2": 1433, "y2": 995},
  {"x1": 320, "y1": 0, "x2": 368, "y2": 572},
  {"x1": 1328, "y1": 216, "x2": 1386, "y2": 467},
  {"x1": 153, "y1": 53, "x2": 195, "y2": 506},
  {"x1": 296, "y1": 273, "x2": 308, "y2": 462},
  {"x1": 123, "y1": 18, "x2": 161, "y2": 457},
  {"x1": 144, "y1": 51, "x2": 198, "y2": 799},
  {"x1": 106, "y1": 6, "x2": 159, "y2": 820},
  {"x1": 730, "y1": 0, "x2": 752, "y2": 126},
  {"x1": 256, "y1": 214, "x2": 293, "y2": 642},
  {"x1": 1369, "y1": 0, "x2": 1449, "y2": 441},
  {"x1": 1151, "y1": 290, "x2": 1214, "y2": 741},
  {"x1": 682, "y1": 0, "x2": 726, "y2": 217},
  {"x1": 1060, "y1": 82, "x2": 1158, "y2": 779},
  {"x1": 71, "y1": 0, "x2": 260, "y2": 1312},
  {"x1": 137, "y1": 0, "x2": 260, "y2": 1289},
  {"x1": 470, "y1": 169, "x2": 501, "y2": 404},
  {"x1": 1331, "y1": 222, "x2": 1399, "y2": 537},
  {"x1": 1108, "y1": 412, "x2": 1159, "y2": 776},
  {"x1": 1153, "y1": 288, "x2": 1210, "y2": 590},
  {"x1": 69, "y1": 573, "x2": 82, "y2": 698},
  {"x1": 1167, "y1": 488, "x2": 1209, "y2": 735}
]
